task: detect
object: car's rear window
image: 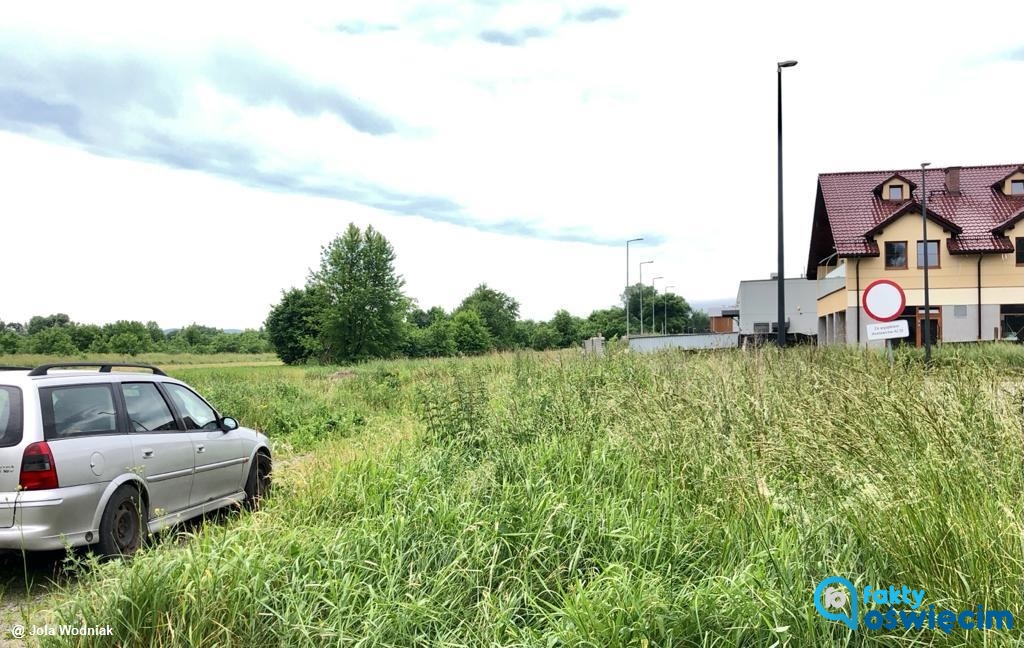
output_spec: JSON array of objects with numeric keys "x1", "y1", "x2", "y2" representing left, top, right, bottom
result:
[
  {"x1": 40, "y1": 384, "x2": 119, "y2": 439},
  {"x1": 0, "y1": 386, "x2": 23, "y2": 447}
]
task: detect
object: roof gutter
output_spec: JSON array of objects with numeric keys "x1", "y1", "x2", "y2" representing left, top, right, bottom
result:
[
  {"x1": 856, "y1": 258, "x2": 862, "y2": 346},
  {"x1": 978, "y1": 254, "x2": 983, "y2": 341}
]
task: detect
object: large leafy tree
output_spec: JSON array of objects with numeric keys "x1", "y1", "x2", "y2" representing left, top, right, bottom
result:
[
  {"x1": 456, "y1": 284, "x2": 519, "y2": 350},
  {"x1": 265, "y1": 287, "x2": 324, "y2": 364},
  {"x1": 550, "y1": 309, "x2": 583, "y2": 348},
  {"x1": 27, "y1": 313, "x2": 71, "y2": 335},
  {"x1": 580, "y1": 306, "x2": 625, "y2": 340},
  {"x1": 312, "y1": 224, "x2": 406, "y2": 363},
  {"x1": 451, "y1": 309, "x2": 493, "y2": 355}
]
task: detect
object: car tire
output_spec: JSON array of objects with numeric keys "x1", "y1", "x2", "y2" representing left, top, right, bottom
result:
[
  {"x1": 244, "y1": 452, "x2": 272, "y2": 510},
  {"x1": 96, "y1": 485, "x2": 146, "y2": 558}
]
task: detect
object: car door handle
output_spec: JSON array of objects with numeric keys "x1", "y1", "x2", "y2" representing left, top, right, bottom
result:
[
  {"x1": 196, "y1": 445, "x2": 206, "y2": 454},
  {"x1": 142, "y1": 449, "x2": 154, "y2": 459}
]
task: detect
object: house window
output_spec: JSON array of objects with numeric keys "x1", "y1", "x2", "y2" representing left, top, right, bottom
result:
[
  {"x1": 1016, "y1": 237, "x2": 1024, "y2": 266},
  {"x1": 889, "y1": 185, "x2": 903, "y2": 200},
  {"x1": 884, "y1": 241, "x2": 908, "y2": 269},
  {"x1": 753, "y1": 322, "x2": 769, "y2": 333},
  {"x1": 916, "y1": 240, "x2": 940, "y2": 268},
  {"x1": 1012, "y1": 180, "x2": 1024, "y2": 195}
]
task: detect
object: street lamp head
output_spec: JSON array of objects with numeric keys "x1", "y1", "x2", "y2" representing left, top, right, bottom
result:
[
  {"x1": 627, "y1": 237, "x2": 644, "y2": 243},
  {"x1": 778, "y1": 60, "x2": 798, "y2": 68},
  {"x1": 921, "y1": 162, "x2": 931, "y2": 169}
]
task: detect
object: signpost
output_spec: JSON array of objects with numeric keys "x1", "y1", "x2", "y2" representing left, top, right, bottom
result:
[{"x1": 861, "y1": 279, "x2": 908, "y2": 366}]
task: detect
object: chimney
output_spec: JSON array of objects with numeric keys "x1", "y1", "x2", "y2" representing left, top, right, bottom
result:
[{"x1": 945, "y1": 166, "x2": 961, "y2": 195}]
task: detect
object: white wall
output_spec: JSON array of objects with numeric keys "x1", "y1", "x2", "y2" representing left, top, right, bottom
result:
[{"x1": 737, "y1": 279, "x2": 820, "y2": 336}]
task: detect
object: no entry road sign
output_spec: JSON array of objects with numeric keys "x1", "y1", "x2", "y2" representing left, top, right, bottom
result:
[{"x1": 862, "y1": 279, "x2": 906, "y2": 323}]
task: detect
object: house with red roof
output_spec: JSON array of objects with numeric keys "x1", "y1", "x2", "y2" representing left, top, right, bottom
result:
[{"x1": 806, "y1": 164, "x2": 1024, "y2": 346}]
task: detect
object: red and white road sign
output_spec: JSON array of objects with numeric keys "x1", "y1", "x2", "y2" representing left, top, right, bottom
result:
[{"x1": 861, "y1": 279, "x2": 906, "y2": 322}]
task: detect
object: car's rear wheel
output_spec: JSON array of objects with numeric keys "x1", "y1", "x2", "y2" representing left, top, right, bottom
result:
[
  {"x1": 244, "y1": 452, "x2": 272, "y2": 510},
  {"x1": 96, "y1": 485, "x2": 146, "y2": 557}
]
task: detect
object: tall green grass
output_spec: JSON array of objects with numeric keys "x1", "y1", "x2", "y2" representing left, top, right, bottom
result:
[{"x1": 40, "y1": 347, "x2": 1024, "y2": 646}]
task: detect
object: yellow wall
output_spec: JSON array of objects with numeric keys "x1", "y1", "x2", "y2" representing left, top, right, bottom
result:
[
  {"x1": 817, "y1": 287, "x2": 846, "y2": 316},
  {"x1": 882, "y1": 179, "x2": 909, "y2": 201},
  {"x1": 837, "y1": 211, "x2": 1024, "y2": 306},
  {"x1": 1003, "y1": 171, "x2": 1024, "y2": 195}
]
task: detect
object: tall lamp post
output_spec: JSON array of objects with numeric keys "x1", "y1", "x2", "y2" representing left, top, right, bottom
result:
[
  {"x1": 651, "y1": 276, "x2": 664, "y2": 334},
  {"x1": 777, "y1": 59, "x2": 798, "y2": 348},
  {"x1": 639, "y1": 260, "x2": 653, "y2": 334},
  {"x1": 921, "y1": 162, "x2": 932, "y2": 365},
  {"x1": 625, "y1": 238, "x2": 643, "y2": 337},
  {"x1": 664, "y1": 284, "x2": 675, "y2": 334}
]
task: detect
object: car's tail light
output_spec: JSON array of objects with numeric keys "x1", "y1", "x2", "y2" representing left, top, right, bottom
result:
[{"x1": 20, "y1": 441, "x2": 59, "y2": 490}]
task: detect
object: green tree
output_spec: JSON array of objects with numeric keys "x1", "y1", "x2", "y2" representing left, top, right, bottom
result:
[
  {"x1": 28, "y1": 327, "x2": 78, "y2": 355},
  {"x1": 550, "y1": 309, "x2": 583, "y2": 348},
  {"x1": 529, "y1": 323, "x2": 560, "y2": 350},
  {"x1": 145, "y1": 321, "x2": 165, "y2": 344},
  {"x1": 456, "y1": 284, "x2": 519, "y2": 350},
  {"x1": 101, "y1": 321, "x2": 152, "y2": 354},
  {"x1": 27, "y1": 313, "x2": 70, "y2": 335},
  {"x1": 0, "y1": 330, "x2": 22, "y2": 354},
  {"x1": 108, "y1": 332, "x2": 147, "y2": 355},
  {"x1": 265, "y1": 287, "x2": 324, "y2": 365},
  {"x1": 513, "y1": 319, "x2": 538, "y2": 348},
  {"x1": 171, "y1": 324, "x2": 220, "y2": 352},
  {"x1": 69, "y1": 323, "x2": 103, "y2": 353},
  {"x1": 312, "y1": 224, "x2": 406, "y2": 363},
  {"x1": 235, "y1": 329, "x2": 271, "y2": 354},
  {"x1": 0, "y1": 320, "x2": 25, "y2": 334},
  {"x1": 451, "y1": 309, "x2": 493, "y2": 355},
  {"x1": 580, "y1": 306, "x2": 625, "y2": 340},
  {"x1": 423, "y1": 318, "x2": 458, "y2": 357}
]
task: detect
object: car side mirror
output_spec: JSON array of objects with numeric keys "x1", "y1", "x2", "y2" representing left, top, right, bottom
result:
[{"x1": 220, "y1": 416, "x2": 239, "y2": 432}]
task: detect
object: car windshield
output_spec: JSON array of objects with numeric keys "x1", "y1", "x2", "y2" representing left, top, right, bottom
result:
[{"x1": 0, "y1": 386, "x2": 23, "y2": 447}]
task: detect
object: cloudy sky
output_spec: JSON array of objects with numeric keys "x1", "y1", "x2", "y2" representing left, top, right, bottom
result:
[{"x1": 2, "y1": 2, "x2": 1022, "y2": 329}]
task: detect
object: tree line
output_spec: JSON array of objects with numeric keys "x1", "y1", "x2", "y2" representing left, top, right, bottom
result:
[
  {"x1": 0, "y1": 315, "x2": 271, "y2": 356},
  {"x1": 265, "y1": 223, "x2": 710, "y2": 365}
]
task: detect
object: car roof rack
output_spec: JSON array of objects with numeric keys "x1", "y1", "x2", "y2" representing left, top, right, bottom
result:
[
  {"x1": 27, "y1": 362, "x2": 168, "y2": 377},
  {"x1": 0, "y1": 366, "x2": 31, "y2": 371}
]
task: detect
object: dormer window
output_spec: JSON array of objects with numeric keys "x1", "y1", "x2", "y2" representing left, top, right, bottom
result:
[
  {"x1": 993, "y1": 168, "x2": 1024, "y2": 196},
  {"x1": 875, "y1": 174, "x2": 915, "y2": 201}
]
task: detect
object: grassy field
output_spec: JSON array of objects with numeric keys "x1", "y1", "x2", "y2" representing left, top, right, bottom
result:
[{"x1": 7, "y1": 345, "x2": 1024, "y2": 646}]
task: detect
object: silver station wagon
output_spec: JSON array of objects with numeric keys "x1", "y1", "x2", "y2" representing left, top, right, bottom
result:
[{"x1": 0, "y1": 363, "x2": 271, "y2": 555}]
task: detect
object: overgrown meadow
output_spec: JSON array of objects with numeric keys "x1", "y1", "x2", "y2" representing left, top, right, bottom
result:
[{"x1": 38, "y1": 346, "x2": 1024, "y2": 646}]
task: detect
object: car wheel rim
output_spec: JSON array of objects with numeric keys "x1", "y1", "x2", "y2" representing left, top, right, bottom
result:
[
  {"x1": 113, "y1": 501, "x2": 138, "y2": 550},
  {"x1": 257, "y1": 459, "x2": 271, "y2": 497}
]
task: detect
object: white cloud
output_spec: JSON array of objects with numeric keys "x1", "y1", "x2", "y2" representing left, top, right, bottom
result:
[{"x1": 1, "y1": 0, "x2": 1022, "y2": 329}]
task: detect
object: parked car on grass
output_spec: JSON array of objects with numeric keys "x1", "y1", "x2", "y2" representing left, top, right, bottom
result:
[{"x1": 0, "y1": 363, "x2": 271, "y2": 556}]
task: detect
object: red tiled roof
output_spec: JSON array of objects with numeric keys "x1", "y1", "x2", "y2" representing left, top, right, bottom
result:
[
  {"x1": 863, "y1": 200, "x2": 962, "y2": 237},
  {"x1": 818, "y1": 164, "x2": 1024, "y2": 257}
]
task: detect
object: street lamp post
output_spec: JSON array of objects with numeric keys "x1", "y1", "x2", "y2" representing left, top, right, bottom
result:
[
  {"x1": 639, "y1": 261, "x2": 653, "y2": 334},
  {"x1": 921, "y1": 162, "x2": 932, "y2": 365},
  {"x1": 664, "y1": 284, "x2": 675, "y2": 334},
  {"x1": 777, "y1": 59, "x2": 797, "y2": 348},
  {"x1": 625, "y1": 238, "x2": 643, "y2": 338},
  {"x1": 651, "y1": 277, "x2": 664, "y2": 334}
]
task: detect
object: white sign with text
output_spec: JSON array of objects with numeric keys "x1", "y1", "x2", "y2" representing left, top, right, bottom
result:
[{"x1": 866, "y1": 320, "x2": 909, "y2": 341}]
